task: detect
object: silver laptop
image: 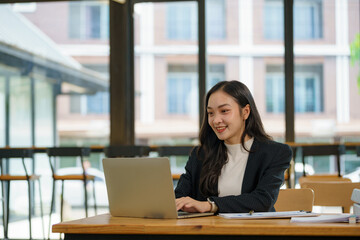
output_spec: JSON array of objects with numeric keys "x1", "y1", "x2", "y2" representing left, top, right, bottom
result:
[{"x1": 102, "y1": 157, "x2": 214, "y2": 219}]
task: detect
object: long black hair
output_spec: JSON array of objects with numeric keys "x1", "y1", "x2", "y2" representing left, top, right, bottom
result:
[{"x1": 198, "y1": 80, "x2": 271, "y2": 197}]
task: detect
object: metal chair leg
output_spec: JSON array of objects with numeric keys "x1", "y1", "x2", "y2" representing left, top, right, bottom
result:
[
  {"x1": 27, "y1": 179, "x2": 32, "y2": 240},
  {"x1": 92, "y1": 179, "x2": 97, "y2": 215},
  {"x1": 6, "y1": 181, "x2": 10, "y2": 239},
  {"x1": 37, "y1": 179, "x2": 45, "y2": 240},
  {"x1": 48, "y1": 179, "x2": 55, "y2": 240},
  {"x1": 1, "y1": 180, "x2": 7, "y2": 239},
  {"x1": 83, "y1": 179, "x2": 88, "y2": 218},
  {"x1": 60, "y1": 180, "x2": 64, "y2": 223},
  {"x1": 60, "y1": 180, "x2": 65, "y2": 240}
]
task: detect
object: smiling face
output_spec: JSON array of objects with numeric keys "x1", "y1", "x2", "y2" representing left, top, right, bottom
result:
[{"x1": 207, "y1": 90, "x2": 250, "y2": 145}]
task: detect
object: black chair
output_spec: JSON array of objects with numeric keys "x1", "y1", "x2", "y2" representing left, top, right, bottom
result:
[
  {"x1": 157, "y1": 146, "x2": 194, "y2": 184},
  {"x1": 357, "y1": 146, "x2": 360, "y2": 157},
  {"x1": 47, "y1": 147, "x2": 97, "y2": 238},
  {"x1": 157, "y1": 146, "x2": 194, "y2": 157},
  {"x1": 301, "y1": 144, "x2": 342, "y2": 177},
  {"x1": 0, "y1": 148, "x2": 45, "y2": 240},
  {"x1": 104, "y1": 145, "x2": 151, "y2": 158}
]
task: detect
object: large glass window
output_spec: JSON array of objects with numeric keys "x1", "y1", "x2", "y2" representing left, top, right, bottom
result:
[
  {"x1": 135, "y1": 1, "x2": 199, "y2": 147},
  {"x1": 0, "y1": 76, "x2": 5, "y2": 147},
  {"x1": 35, "y1": 76, "x2": 54, "y2": 146},
  {"x1": 1, "y1": 2, "x2": 110, "y2": 232},
  {"x1": 9, "y1": 76, "x2": 32, "y2": 147},
  {"x1": 13, "y1": 1, "x2": 110, "y2": 148},
  {"x1": 264, "y1": 0, "x2": 323, "y2": 40},
  {"x1": 293, "y1": 0, "x2": 360, "y2": 176}
]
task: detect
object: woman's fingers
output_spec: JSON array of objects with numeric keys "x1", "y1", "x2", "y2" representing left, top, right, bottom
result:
[
  {"x1": 175, "y1": 197, "x2": 209, "y2": 213},
  {"x1": 175, "y1": 197, "x2": 193, "y2": 211}
]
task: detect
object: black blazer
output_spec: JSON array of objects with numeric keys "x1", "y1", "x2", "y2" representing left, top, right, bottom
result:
[{"x1": 175, "y1": 138, "x2": 292, "y2": 213}]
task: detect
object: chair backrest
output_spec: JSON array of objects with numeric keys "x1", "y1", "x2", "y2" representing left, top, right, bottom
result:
[
  {"x1": 46, "y1": 147, "x2": 91, "y2": 157},
  {"x1": 104, "y1": 145, "x2": 151, "y2": 158},
  {"x1": 299, "y1": 175, "x2": 351, "y2": 185},
  {"x1": 46, "y1": 147, "x2": 91, "y2": 175},
  {"x1": 301, "y1": 144, "x2": 341, "y2": 177},
  {"x1": 157, "y1": 146, "x2": 194, "y2": 156},
  {"x1": 357, "y1": 146, "x2": 360, "y2": 157},
  {"x1": 0, "y1": 149, "x2": 34, "y2": 176},
  {"x1": 300, "y1": 181, "x2": 360, "y2": 213},
  {"x1": 156, "y1": 146, "x2": 193, "y2": 185},
  {"x1": 0, "y1": 149, "x2": 34, "y2": 158},
  {"x1": 274, "y1": 188, "x2": 314, "y2": 212}
]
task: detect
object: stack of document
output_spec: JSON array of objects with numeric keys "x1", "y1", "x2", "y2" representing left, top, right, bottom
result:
[
  {"x1": 352, "y1": 188, "x2": 360, "y2": 216},
  {"x1": 219, "y1": 211, "x2": 318, "y2": 219},
  {"x1": 291, "y1": 214, "x2": 359, "y2": 223}
]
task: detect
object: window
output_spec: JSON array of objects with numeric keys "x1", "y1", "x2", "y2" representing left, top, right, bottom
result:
[
  {"x1": 294, "y1": 74, "x2": 323, "y2": 113},
  {"x1": 294, "y1": 0, "x2": 323, "y2": 40},
  {"x1": 166, "y1": 0, "x2": 226, "y2": 41},
  {"x1": 264, "y1": 0, "x2": 323, "y2": 40},
  {"x1": 207, "y1": 0, "x2": 226, "y2": 40},
  {"x1": 167, "y1": 64, "x2": 225, "y2": 115},
  {"x1": 266, "y1": 64, "x2": 323, "y2": 113},
  {"x1": 264, "y1": 0, "x2": 283, "y2": 40},
  {"x1": 266, "y1": 74, "x2": 285, "y2": 113},
  {"x1": 167, "y1": 2, "x2": 197, "y2": 40},
  {"x1": 35, "y1": 78, "x2": 54, "y2": 146},
  {"x1": 206, "y1": 64, "x2": 225, "y2": 91},
  {"x1": 167, "y1": 65, "x2": 197, "y2": 115},
  {"x1": 167, "y1": 76, "x2": 194, "y2": 114},
  {"x1": 70, "y1": 92, "x2": 109, "y2": 115},
  {"x1": 9, "y1": 77, "x2": 32, "y2": 146},
  {"x1": 87, "y1": 92, "x2": 109, "y2": 114},
  {"x1": 69, "y1": 1, "x2": 109, "y2": 40}
]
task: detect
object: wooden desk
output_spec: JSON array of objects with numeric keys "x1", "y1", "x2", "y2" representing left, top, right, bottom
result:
[{"x1": 52, "y1": 214, "x2": 360, "y2": 240}]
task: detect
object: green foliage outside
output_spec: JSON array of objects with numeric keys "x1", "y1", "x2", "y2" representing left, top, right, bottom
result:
[{"x1": 350, "y1": 33, "x2": 360, "y2": 94}]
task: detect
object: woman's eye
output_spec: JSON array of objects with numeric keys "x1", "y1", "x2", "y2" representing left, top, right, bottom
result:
[
  {"x1": 207, "y1": 112, "x2": 213, "y2": 116},
  {"x1": 222, "y1": 109, "x2": 229, "y2": 113}
]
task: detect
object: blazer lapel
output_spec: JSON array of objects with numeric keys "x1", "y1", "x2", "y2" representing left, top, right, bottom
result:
[{"x1": 241, "y1": 138, "x2": 261, "y2": 194}]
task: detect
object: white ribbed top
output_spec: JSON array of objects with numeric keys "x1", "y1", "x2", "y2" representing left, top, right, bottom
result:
[{"x1": 218, "y1": 138, "x2": 254, "y2": 197}]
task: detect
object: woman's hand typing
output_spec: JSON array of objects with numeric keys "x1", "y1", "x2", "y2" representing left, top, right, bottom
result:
[{"x1": 175, "y1": 197, "x2": 211, "y2": 213}]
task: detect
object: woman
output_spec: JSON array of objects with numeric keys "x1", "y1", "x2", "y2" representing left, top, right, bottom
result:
[{"x1": 175, "y1": 80, "x2": 292, "y2": 213}]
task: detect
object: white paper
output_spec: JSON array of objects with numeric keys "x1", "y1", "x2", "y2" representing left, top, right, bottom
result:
[
  {"x1": 291, "y1": 214, "x2": 359, "y2": 223},
  {"x1": 219, "y1": 211, "x2": 319, "y2": 219}
]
